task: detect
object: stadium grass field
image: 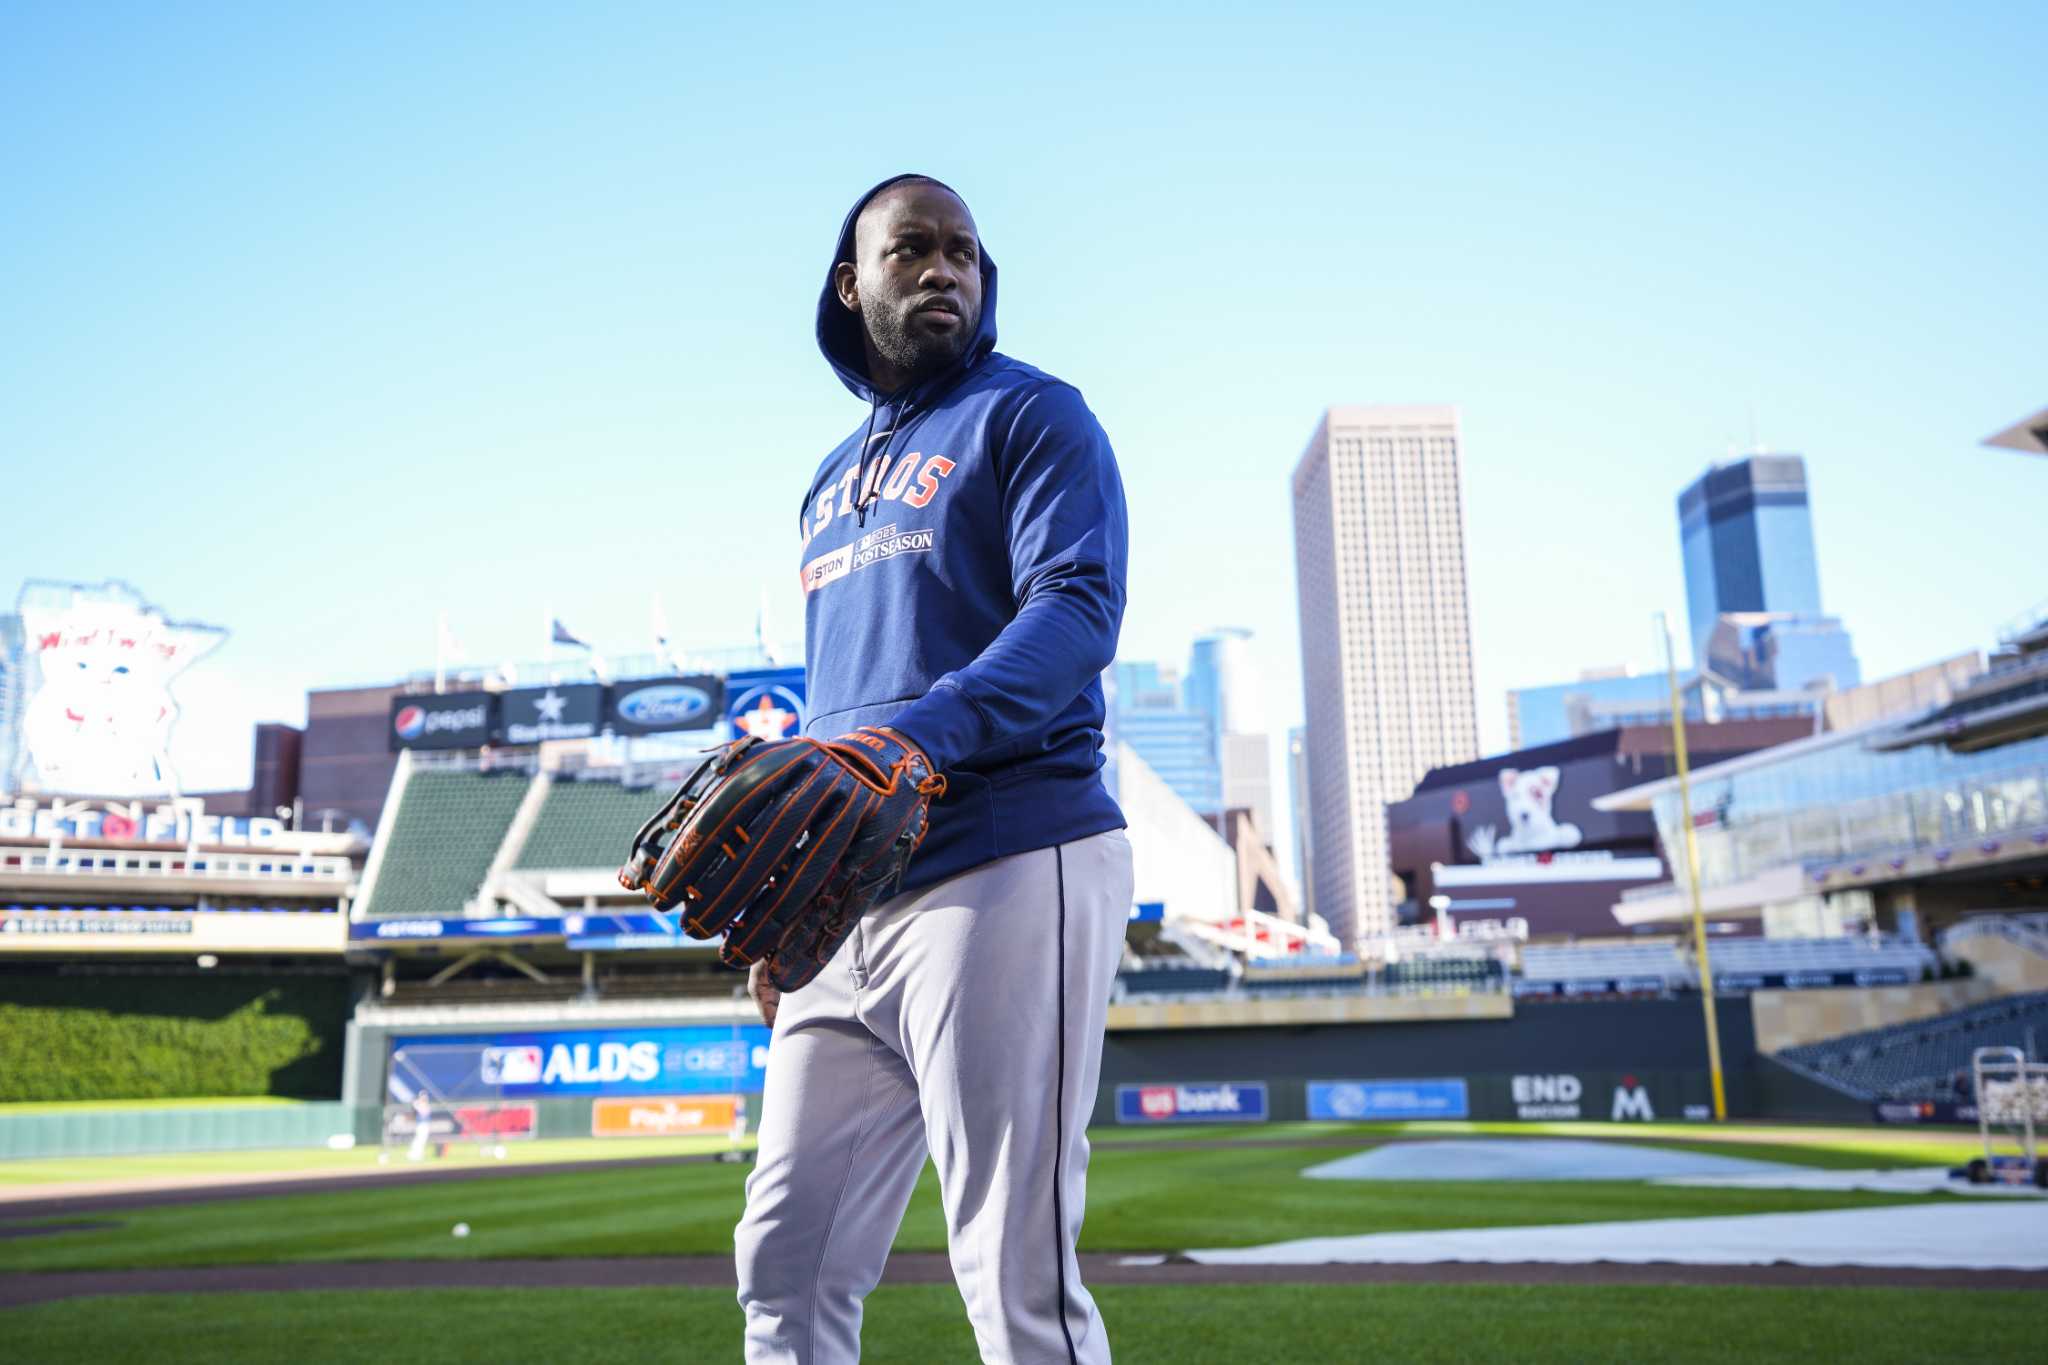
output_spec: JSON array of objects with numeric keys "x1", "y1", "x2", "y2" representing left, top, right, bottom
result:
[
  {"x1": 0, "y1": 1132, "x2": 1966, "y2": 1272},
  {"x1": 0, "y1": 1135, "x2": 754, "y2": 1187},
  {"x1": 6, "y1": 1284, "x2": 2042, "y2": 1364},
  {"x1": 0, "y1": 1114, "x2": 2009, "y2": 1189},
  {"x1": 2, "y1": 1121, "x2": 2036, "y2": 1362}
]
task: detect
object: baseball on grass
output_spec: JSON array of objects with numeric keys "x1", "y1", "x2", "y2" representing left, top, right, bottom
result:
[{"x1": 451, "y1": 1222, "x2": 471, "y2": 1238}]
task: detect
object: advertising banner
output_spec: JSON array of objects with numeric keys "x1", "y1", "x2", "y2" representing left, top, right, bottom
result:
[
  {"x1": 606, "y1": 676, "x2": 726, "y2": 736},
  {"x1": 1715, "y1": 968, "x2": 1916, "y2": 992},
  {"x1": 1307, "y1": 1078, "x2": 1469, "y2": 1121},
  {"x1": 352, "y1": 917, "x2": 559, "y2": 943},
  {"x1": 13, "y1": 579, "x2": 228, "y2": 797},
  {"x1": 499, "y1": 685, "x2": 604, "y2": 745},
  {"x1": 1504, "y1": 1071, "x2": 1676, "y2": 1122},
  {"x1": 592, "y1": 1094, "x2": 743, "y2": 1138},
  {"x1": 1, "y1": 908, "x2": 344, "y2": 956},
  {"x1": 725, "y1": 667, "x2": 806, "y2": 741},
  {"x1": 1873, "y1": 1099, "x2": 1979, "y2": 1125},
  {"x1": 388, "y1": 1026, "x2": 770, "y2": 1100},
  {"x1": 381, "y1": 1102, "x2": 538, "y2": 1142},
  {"x1": 350, "y1": 912, "x2": 692, "y2": 945},
  {"x1": 0, "y1": 798, "x2": 295, "y2": 849},
  {"x1": 452, "y1": 1102, "x2": 539, "y2": 1140},
  {"x1": 562, "y1": 909, "x2": 696, "y2": 951},
  {"x1": 389, "y1": 692, "x2": 495, "y2": 751},
  {"x1": 1114, "y1": 1081, "x2": 1268, "y2": 1124}
]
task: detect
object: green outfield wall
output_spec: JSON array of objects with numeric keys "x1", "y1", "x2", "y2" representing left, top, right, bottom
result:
[{"x1": 0, "y1": 968, "x2": 353, "y2": 1103}]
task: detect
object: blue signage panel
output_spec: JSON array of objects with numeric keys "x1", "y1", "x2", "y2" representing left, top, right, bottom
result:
[
  {"x1": 1115, "y1": 1081, "x2": 1268, "y2": 1124},
  {"x1": 351, "y1": 912, "x2": 695, "y2": 945},
  {"x1": 351, "y1": 917, "x2": 556, "y2": 943},
  {"x1": 389, "y1": 1025, "x2": 772, "y2": 1099},
  {"x1": 1307, "y1": 1079, "x2": 1470, "y2": 1121},
  {"x1": 606, "y1": 675, "x2": 726, "y2": 736},
  {"x1": 727, "y1": 667, "x2": 807, "y2": 741}
]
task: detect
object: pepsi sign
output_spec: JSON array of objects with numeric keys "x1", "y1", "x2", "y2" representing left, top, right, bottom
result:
[
  {"x1": 388, "y1": 692, "x2": 495, "y2": 751},
  {"x1": 605, "y1": 676, "x2": 725, "y2": 736},
  {"x1": 726, "y1": 666, "x2": 806, "y2": 742},
  {"x1": 1115, "y1": 1081, "x2": 1268, "y2": 1124}
]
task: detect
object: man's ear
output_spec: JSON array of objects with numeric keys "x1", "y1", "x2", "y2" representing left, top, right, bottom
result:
[{"x1": 834, "y1": 261, "x2": 861, "y2": 313}]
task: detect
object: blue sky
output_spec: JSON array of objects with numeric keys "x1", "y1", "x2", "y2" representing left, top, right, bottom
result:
[{"x1": 3, "y1": 2, "x2": 2043, "y2": 796}]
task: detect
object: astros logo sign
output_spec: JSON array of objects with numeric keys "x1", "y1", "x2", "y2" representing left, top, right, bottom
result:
[{"x1": 729, "y1": 684, "x2": 804, "y2": 741}]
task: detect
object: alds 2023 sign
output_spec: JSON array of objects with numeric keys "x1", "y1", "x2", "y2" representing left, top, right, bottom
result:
[{"x1": 389, "y1": 1026, "x2": 770, "y2": 1098}]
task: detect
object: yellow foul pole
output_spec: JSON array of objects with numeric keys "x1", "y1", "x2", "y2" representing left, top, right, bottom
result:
[{"x1": 1660, "y1": 613, "x2": 1727, "y2": 1122}]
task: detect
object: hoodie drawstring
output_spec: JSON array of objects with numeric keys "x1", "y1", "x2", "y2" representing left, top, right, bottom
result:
[
  {"x1": 856, "y1": 381, "x2": 951, "y2": 527},
  {"x1": 854, "y1": 395, "x2": 883, "y2": 528}
]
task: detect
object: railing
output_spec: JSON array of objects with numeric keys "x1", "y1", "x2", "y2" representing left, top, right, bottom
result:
[
  {"x1": 1940, "y1": 915, "x2": 2048, "y2": 962},
  {"x1": 1109, "y1": 972, "x2": 1511, "y2": 1006},
  {"x1": 0, "y1": 848, "x2": 354, "y2": 882},
  {"x1": 1995, "y1": 598, "x2": 2048, "y2": 648}
]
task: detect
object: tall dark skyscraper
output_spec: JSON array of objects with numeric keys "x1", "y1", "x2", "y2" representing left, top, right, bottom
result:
[
  {"x1": 1677, "y1": 454, "x2": 1859, "y2": 690},
  {"x1": 1678, "y1": 455, "x2": 1822, "y2": 660}
]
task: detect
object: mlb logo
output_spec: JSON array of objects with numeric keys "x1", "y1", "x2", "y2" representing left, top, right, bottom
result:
[
  {"x1": 482, "y1": 1046, "x2": 543, "y2": 1086},
  {"x1": 1139, "y1": 1086, "x2": 1178, "y2": 1119}
]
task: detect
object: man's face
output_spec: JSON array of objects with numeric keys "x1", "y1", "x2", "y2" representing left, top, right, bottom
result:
[{"x1": 837, "y1": 182, "x2": 983, "y2": 387}]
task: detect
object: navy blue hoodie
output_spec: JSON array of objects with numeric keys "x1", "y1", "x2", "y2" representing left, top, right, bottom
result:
[{"x1": 800, "y1": 174, "x2": 1128, "y2": 893}]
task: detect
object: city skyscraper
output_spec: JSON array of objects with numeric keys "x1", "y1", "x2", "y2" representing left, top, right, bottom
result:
[
  {"x1": 1185, "y1": 628, "x2": 1260, "y2": 737},
  {"x1": 1286, "y1": 726, "x2": 1312, "y2": 912},
  {"x1": 1291, "y1": 404, "x2": 1479, "y2": 944},
  {"x1": 1679, "y1": 455, "x2": 1822, "y2": 655},
  {"x1": 1186, "y1": 628, "x2": 1274, "y2": 838},
  {"x1": 1102, "y1": 660, "x2": 1221, "y2": 816},
  {"x1": 1678, "y1": 454, "x2": 1859, "y2": 689}
]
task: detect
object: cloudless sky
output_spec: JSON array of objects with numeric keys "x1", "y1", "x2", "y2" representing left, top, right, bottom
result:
[{"x1": 4, "y1": 2, "x2": 2044, "y2": 808}]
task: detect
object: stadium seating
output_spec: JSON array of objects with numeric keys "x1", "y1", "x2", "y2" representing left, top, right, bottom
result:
[
  {"x1": 383, "y1": 976, "x2": 584, "y2": 1007},
  {"x1": 594, "y1": 969, "x2": 748, "y2": 1001},
  {"x1": 1115, "y1": 961, "x2": 1232, "y2": 996},
  {"x1": 1705, "y1": 934, "x2": 1936, "y2": 984},
  {"x1": 1240, "y1": 956, "x2": 1369, "y2": 994},
  {"x1": 358, "y1": 770, "x2": 529, "y2": 919},
  {"x1": 1518, "y1": 942, "x2": 1691, "y2": 993},
  {"x1": 1380, "y1": 956, "x2": 1504, "y2": 994},
  {"x1": 1777, "y1": 990, "x2": 2048, "y2": 1099},
  {"x1": 515, "y1": 779, "x2": 667, "y2": 870}
]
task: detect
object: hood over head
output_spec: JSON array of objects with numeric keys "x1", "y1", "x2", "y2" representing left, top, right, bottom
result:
[{"x1": 816, "y1": 174, "x2": 998, "y2": 403}]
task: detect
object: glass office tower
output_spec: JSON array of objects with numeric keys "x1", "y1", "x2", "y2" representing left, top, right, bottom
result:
[{"x1": 1678, "y1": 455, "x2": 1825, "y2": 667}]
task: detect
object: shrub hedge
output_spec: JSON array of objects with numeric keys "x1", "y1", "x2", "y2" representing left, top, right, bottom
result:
[{"x1": 0, "y1": 973, "x2": 351, "y2": 1101}]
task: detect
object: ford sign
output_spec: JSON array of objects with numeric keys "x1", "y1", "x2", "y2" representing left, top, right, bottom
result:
[
  {"x1": 605, "y1": 678, "x2": 724, "y2": 735},
  {"x1": 617, "y1": 684, "x2": 710, "y2": 726}
]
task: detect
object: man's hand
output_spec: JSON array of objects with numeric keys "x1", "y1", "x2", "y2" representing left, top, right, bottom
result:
[
  {"x1": 873, "y1": 725, "x2": 928, "y2": 769},
  {"x1": 748, "y1": 959, "x2": 781, "y2": 1028}
]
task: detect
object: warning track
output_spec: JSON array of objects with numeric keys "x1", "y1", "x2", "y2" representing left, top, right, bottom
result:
[{"x1": 2, "y1": 1253, "x2": 2045, "y2": 1307}]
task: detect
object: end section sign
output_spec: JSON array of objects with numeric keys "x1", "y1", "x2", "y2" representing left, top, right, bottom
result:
[
  {"x1": 1115, "y1": 1081, "x2": 1267, "y2": 1124},
  {"x1": 1307, "y1": 1078, "x2": 1469, "y2": 1121}
]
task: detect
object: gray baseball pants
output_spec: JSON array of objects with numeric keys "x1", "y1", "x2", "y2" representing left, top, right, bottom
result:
[{"x1": 735, "y1": 829, "x2": 1133, "y2": 1364}]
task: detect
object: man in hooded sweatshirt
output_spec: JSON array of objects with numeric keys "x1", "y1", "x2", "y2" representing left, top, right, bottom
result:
[{"x1": 731, "y1": 175, "x2": 1132, "y2": 1363}]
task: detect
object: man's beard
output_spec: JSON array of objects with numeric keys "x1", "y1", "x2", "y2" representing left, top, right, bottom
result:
[{"x1": 867, "y1": 301, "x2": 976, "y2": 385}]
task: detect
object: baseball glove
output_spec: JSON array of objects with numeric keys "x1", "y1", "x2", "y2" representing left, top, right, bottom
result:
[{"x1": 617, "y1": 727, "x2": 946, "y2": 990}]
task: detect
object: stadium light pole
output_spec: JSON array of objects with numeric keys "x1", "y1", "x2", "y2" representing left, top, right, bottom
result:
[{"x1": 1658, "y1": 612, "x2": 1728, "y2": 1122}]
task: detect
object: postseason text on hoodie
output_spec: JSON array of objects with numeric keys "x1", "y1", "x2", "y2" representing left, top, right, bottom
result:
[{"x1": 800, "y1": 176, "x2": 1129, "y2": 893}]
